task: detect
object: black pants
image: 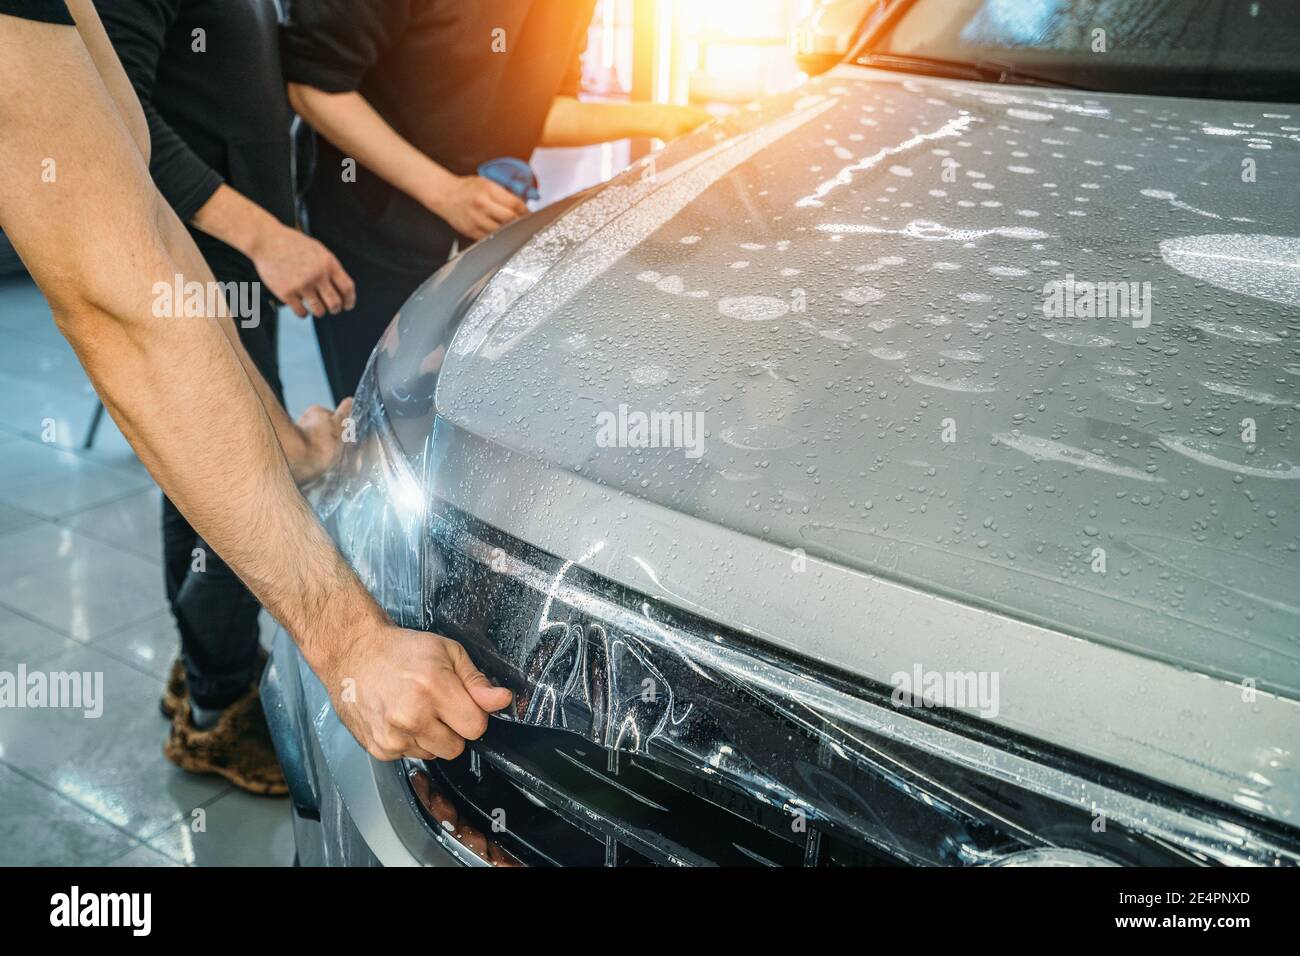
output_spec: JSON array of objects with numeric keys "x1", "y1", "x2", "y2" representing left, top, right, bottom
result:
[
  {"x1": 312, "y1": 237, "x2": 446, "y2": 404},
  {"x1": 162, "y1": 304, "x2": 282, "y2": 710}
]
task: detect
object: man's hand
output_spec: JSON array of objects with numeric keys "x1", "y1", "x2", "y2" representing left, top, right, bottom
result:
[
  {"x1": 324, "y1": 625, "x2": 513, "y2": 761},
  {"x1": 249, "y1": 222, "x2": 357, "y2": 318},
  {"x1": 426, "y1": 174, "x2": 529, "y2": 242},
  {"x1": 540, "y1": 97, "x2": 713, "y2": 149},
  {"x1": 286, "y1": 398, "x2": 353, "y2": 485},
  {"x1": 649, "y1": 103, "x2": 712, "y2": 141}
]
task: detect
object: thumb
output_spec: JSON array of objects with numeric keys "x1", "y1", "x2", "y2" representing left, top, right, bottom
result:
[
  {"x1": 468, "y1": 681, "x2": 513, "y2": 712},
  {"x1": 297, "y1": 404, "x2": 328, "y2": 427},
  {"x1": 333, "y1": 397, "x2": 354, "y2": 423},
  {"x1": 449, "y1": 646, "x2": 513, "y2": 712}
]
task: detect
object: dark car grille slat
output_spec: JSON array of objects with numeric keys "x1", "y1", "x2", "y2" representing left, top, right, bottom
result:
[{"x1": 420, "y1": 719, "x2": 899, "y2": 867}]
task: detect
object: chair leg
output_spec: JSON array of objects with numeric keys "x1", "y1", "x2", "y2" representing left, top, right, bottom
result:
[{"x1": 83, "y1": 400, "x2": 105, "y2": 450}]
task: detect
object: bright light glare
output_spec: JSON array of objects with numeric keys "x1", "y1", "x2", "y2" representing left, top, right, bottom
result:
[
  {"x1": 685, "y1": 0, "x2": 790, "y2": 41},
  {"x1": 679, "y1": 0, "x2": 808, "y2": 100}
]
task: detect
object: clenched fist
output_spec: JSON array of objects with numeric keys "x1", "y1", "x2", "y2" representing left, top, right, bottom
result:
[
  {"x1": 286, "y1": 397, "x2": 353, "y2": 485},
  {"x1": 427, "y1": 175, "x2": 529, "y2": 242},
  {"x1": 325, "y1": 625, "x2": 512, "y2": 761}
]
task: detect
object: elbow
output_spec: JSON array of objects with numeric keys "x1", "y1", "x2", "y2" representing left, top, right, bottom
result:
[
  {"x1": 46, "y1": 290, "x2": 109, "y2": 353},
  {"x1": 287, "y1": 82, "x2": 316, "y2": 122},
  {"x1": 286, "y1": 82, "x2": 306, "y2": 114}
]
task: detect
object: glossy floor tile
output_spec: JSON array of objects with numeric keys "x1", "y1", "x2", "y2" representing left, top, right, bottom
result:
[
  {"x1": 0, "y1": 436, "x2": 152, "y2": 520},
  {"x1": 0, "y1": 500, "x2": 40, "y2": 539},
  {"x1": 0, "y1": 643, "x2": 229, "y2": 841},
  {"x1": 92, "y1": 610, "x2": 179, "y2": 683},
  {"x1": 63, "y1": 486, "x2": 164, "y2": 564},
  {"x1": 147, "y1": 787, "x2": 295, "y2": 866},
  {"x1": 0, "y1": 603, "x2": 79, "y2": 669},
  {"x1": 104, "y1": 843, "x2": 183, "y2": 867},
  {"x1": 0, "y1": 523, "x2": 167, "y2": 641},
  {"x1": 0, "y1": 763, "x2": 138, "y2": 866}
]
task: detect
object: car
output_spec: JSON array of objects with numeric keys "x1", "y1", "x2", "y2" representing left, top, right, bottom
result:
[{"x1": 263, "y1": 0, "x2": 1300, "y2": 867}]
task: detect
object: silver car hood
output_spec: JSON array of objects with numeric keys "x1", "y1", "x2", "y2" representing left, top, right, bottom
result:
[{"x1": 409, "y1": 66, "x2": 1300, "y2": 823}]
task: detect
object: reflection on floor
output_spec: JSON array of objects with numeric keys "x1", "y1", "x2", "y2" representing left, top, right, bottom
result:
[{"x1": 0, "y1": 274, "x2": 333, "y2": 866}]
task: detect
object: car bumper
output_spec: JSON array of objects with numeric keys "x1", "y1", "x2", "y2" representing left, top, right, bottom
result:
[{"x1": 261, "y1": 625, "x2": 476, "y2": 867}]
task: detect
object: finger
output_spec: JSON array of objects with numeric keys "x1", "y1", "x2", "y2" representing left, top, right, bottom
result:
[
  {"x1": 314, "y1": 279, "x2": 344, "y2": 315},
  {"x1": 330, "y1": 258, "x2": 357, "y2": 311},
  {"x1": 446, "y1": 640, "x2": 513, "y2": 716},
  {"x1": 414, "y1": 720, "x2": 467, "y2": 761},
  {"x1": 365, "y1": 731, "x2": 410, "y2": 762},
  {"x1": 402, "y1": 743, "x2": 439, "y2": 761},
  {"x1": 332, "y1": 397, "x2": 354, "y2": 424},
  {"x1": 480, "y1": 196, "x2": 523, "y2": 226},
  {"x1": 298, "y1": 404, "x2": 330, "y2": 430},
  {"x1": 285, "y1": 297, "x2": 308, "y2": 319},
  {"x1": 485, "y1": 181, "x2": 529, "y2": 216},
  {"x1": 302, "y1": 293, "x2": 326, "y2": 318},
  {"x1": 428, "y1": 666, "x2": 491, "y2": 741}
]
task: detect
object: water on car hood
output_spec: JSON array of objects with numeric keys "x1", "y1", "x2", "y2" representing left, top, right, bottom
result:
[{"x1": 426, "y1": 66, "x2": 1300, "y2": 697}]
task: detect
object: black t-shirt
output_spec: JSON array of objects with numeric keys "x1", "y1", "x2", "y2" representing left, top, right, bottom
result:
[
  {"x1": 97, "y1": 0, "x2": 295, "y2": 291},
  {"x1": 0, "y1": 0, "x2": 75, "y2": 24},
  {"x1": 281, "y1": 0, "x2": 596, "y2": 272}
]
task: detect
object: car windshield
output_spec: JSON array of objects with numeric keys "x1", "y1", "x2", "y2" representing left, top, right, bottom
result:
[{"x1": 864, "y1": 0, "x2": 1300, "y2": 101}]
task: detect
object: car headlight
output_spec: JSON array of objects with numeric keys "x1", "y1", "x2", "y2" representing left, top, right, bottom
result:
[
  {"x1": 311, "y1": 368, "x2": 426, "y2": 628},
  {"x1": 318, "y1": 402, "x2": 1300, "y2": 866}
]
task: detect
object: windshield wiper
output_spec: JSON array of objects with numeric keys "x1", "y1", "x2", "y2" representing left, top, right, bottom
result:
[{"x1": 857, "y1": 52, "x2": 1088, "y2": 91}]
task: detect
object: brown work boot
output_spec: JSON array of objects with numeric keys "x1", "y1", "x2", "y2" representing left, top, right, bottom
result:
[
  {"x1": 160, "y1": 658, "x2": 187, "y2": 719},
  {"x1": 164, "y1": 687, "x2": 288, "y2": 796},
  {"x1": 159, "y1": 647, "x2": 269, "y2": 719}
]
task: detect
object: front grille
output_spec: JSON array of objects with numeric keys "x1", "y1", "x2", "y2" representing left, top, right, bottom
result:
[{"x1": 408, "y1": 719, "x2": 896, "y2": 867}]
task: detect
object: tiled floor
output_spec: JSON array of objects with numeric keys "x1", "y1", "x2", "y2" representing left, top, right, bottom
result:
[{"x1": 0, "y1": 273, "x2": 331, "y2": 866}]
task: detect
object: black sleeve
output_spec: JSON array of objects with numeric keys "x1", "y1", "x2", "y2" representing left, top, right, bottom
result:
[
  {"x1": 280, "y1": 0, "x2": 411, "y2": 94},
  {"x1": 558, "y1": 18, "x2": 591, "y2": 98},
  {"x1": 94, "y1": 0, "x2": 223, "y2": 220},
  {"x1": 0, "y1": 0, "x2": 75, "y2": 25}
]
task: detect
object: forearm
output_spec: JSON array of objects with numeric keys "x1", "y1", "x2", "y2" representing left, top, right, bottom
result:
[
  {"x1": 540, "y1": 96, "x2": 683, "y2": 147},
  {"x1": 189, "y1": 182, "x2": 281, "y2": 260},
  {"x1": 156, "y1": 203, "x2": 308, "y2": 466},
  {"x1": 288, "y1": 84, "x2": 454, "y2": 211},
  {"x1": 55, "y1": 200, "x2": 384, "y2": 673}
]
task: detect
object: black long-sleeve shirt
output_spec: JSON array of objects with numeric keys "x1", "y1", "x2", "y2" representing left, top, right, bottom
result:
[
  {"x1": 96, "y1": 0, "x2": 296, "y2": 287},
  {"x1": 281, "y1": 0, "x2": 595, "y2": 271},
  {"x1": 0, "y1": 0, "x2": 73, "y2": 24}
]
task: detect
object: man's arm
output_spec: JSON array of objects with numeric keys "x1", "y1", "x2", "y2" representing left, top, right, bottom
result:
[
  {"x1": 287, "y1": 85, "x2": 528, "y2": 242},
  {"x1": 280, "y1": 0, "x2": 526, "y2": 242},
  {"x1": 191, "y1": 184, "x2": 355, "y2": 318},
  {"x1": 0, "y1": 9, "x2": 510, "y2": 759},
  {"x1": 539, "y1": 96, "x2": 712, "y2": 148},
  {"x1": 538, "y1": 16, "x2": 709, "y2": 150}
]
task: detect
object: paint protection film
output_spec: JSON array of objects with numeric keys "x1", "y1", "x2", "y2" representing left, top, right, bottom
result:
[{"x1": 313, "y1": 394, "x2": 1298, "y2": 866}]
